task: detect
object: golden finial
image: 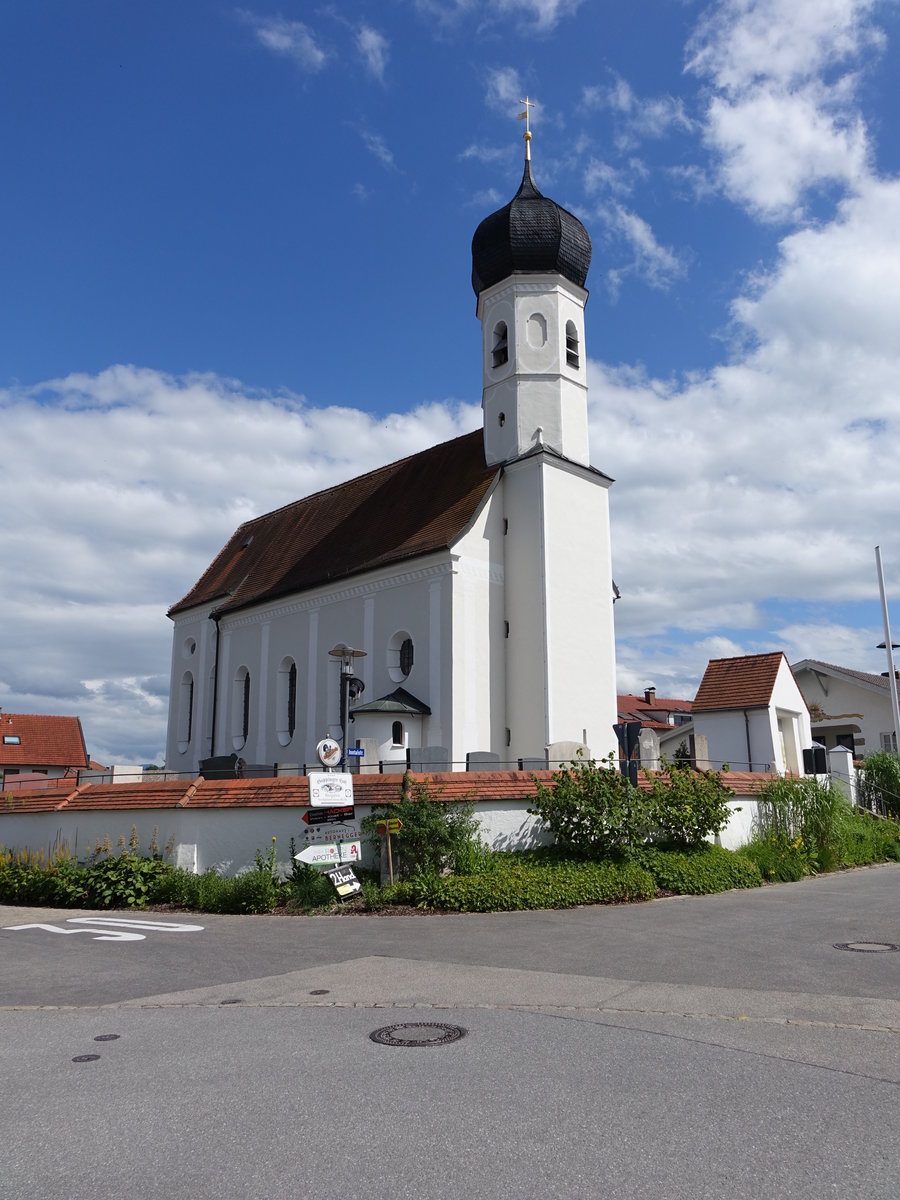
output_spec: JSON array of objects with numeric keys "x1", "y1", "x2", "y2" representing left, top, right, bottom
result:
[{"x1": 518, "y1": 96, "x2": 535, "y2": 161}]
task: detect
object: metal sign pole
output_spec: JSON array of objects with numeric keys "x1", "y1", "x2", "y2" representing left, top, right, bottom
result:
[{"x1": 875, "y1": 546, "x2": 900, "y2": 756}]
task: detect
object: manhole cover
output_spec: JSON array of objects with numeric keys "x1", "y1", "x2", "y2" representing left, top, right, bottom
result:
[
  {"x1": 72, "y1": 1054, "x2": 101, "y2": 1063},
  {"x1": 369, "y1": 1022, "x2": 467, "y2": 1048},
  {"x1": 93, "y1": 1034, "x2": 120, "y2": 1042},
  {"x1": 833, "y1": 941, "x2": 900, "y2": 953}
]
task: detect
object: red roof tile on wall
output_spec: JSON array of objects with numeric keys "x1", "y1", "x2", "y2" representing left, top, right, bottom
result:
[
  {"x1": 0, "y1": 768, "x2": 768, "y2": 816},
  {"x1": 692, "y1": 653, "x2": 789, "y2": 712}
]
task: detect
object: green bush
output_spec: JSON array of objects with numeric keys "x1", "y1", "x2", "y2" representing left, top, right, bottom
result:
[
  {"x1": 529, "y1": 754, "x2": 651, "y2": 858},
  {"x1": 753, "y1": 775, "x2": 846, "y2": 871},
  {"x1": 643, "y1": 762, "x2": 734, "y2": 849},
  {"x1": 406, "y1": 856, "x2": 656, "y2": 912},
  {"x1": 150, "y1": 865, "x2": 282, "y2": 914},
  {"x1": 529, "y1": 754, "x2": 734, "y2": 858},
  {"x1": 635, "y1": 844, "x2": 762, "y2": 894},
  {"x1": 833, "y1": 806, "x2": 900, "y2": 866},
  {"x1": 857, "y1": 752, "x2": 900, "y2": 820},
  {"x1": 737, "y1": 834, "x2": 810, "y2": 882},
  {"x1": 362, "y1": 773, "x2": 488, "y2": 878},
  {"x1": 82, "y1": 852, "x2": 171, "y2": 908}
]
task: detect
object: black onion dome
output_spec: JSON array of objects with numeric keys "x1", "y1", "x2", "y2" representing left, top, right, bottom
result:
[{"x1": 471, "y1": 159, "x2": 592, "y2": 296}]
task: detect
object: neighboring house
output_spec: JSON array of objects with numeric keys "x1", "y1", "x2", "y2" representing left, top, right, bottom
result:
[
  {"x1": 0, "y1": 712, "x2": 91, "y2": 786},
  {"x1": 165, "y1": 144, "x2": 618, "y2": 776},
  {"x1": 675, "y1": 653, "x2": 813, "y2": 774},
  {"x1": 791, "y1": 659, "x2": 900, "y2": 758},
  {"x1": 617, "y1": 688, "x2": 693, "y2": 732}
]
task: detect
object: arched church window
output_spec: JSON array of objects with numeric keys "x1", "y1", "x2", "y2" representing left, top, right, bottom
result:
[
  {"x1": 565, "y1": 320, "x2": 580, "y2": 368},
  {"x1": 233, "y1": 667, "x2": 250, "y2": 749},
  {"x1": 276, "y1": 657, "x2": 298, "y2": 746},
  {"x1": 177, "y1": 671, "x2": 194, "y2": 753},
  {"x1": 491, "y1": 321, "x2": 508, "y2": 368},
  {"x1": 392, "y1": 720, "x2": 404, "y2": 746}
]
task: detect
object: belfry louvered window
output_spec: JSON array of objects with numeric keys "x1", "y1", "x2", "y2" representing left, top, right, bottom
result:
[
  {"x1": 566, "y1": 320, "x2": 580, "y2": 368},
  {"x1": 492, "y1": 321, "x2": 508, "y2": 368}
]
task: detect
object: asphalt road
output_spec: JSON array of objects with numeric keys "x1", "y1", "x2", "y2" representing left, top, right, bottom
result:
[{"x1": 1, "y1": 865, "x2": 898, "y2": 1200}]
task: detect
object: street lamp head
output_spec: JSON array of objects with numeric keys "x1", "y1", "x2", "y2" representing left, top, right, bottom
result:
[{"x1": 328, "y1": 643, "x2": 368, "y2": 661}]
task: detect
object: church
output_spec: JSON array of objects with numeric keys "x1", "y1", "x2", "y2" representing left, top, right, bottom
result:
[{"x1": 165, "y1": 125, "x2": 618, "y2": 776}]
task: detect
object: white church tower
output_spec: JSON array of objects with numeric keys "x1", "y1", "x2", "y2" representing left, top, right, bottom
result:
[{"x1": 471, "y1": 110, "x2": 618, "y2": 763}]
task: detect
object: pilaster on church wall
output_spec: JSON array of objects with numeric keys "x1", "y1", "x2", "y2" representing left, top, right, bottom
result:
[{"x1": 448, "y1": 485, "x2": 507, "y2": 762}]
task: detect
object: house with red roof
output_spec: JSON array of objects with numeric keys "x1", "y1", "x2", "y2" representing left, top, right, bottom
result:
[
  {"x1": 165, "y1": 140, "x2": 619, "y2": 778},
  {"x1": 663, "y1": 652, "x2": 813, "y2": 774},
  {"x1": 0, "y1": 712, "x2": 91, "y2": 789}
]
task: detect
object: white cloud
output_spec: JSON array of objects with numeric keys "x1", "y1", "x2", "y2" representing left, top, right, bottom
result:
[
  {"x1": 459, "y1": 142, "x2": 512, "y2": 164},
  {"x1": 360, "y1": 129, "x2": 397, "y2": 169},
  {"x1": 490, "y1": 0, "x2": 582, "y2": 33},
  {"x1": 239, "y1": 12, "x2": 328, "y2": 71},
  {"x1": 357, "y1": 25, "x2": 390, "y2": 83},
  {"x1": 595, "y1": 204, "x2": 686, "y2": 290},
  {"x1": 485, "y1": 67, "x2": 525, "y2": 115},
  {"x1": 686, "y1": 0, "x2": 884, "y2": 220},
  {"x1": 0, "y1": 369, "x2": 480, "y2": 764},
  {"x1": 594, "y1": 175, "x2": 900, "y2": 696},
  {"x1": 583, "y1": 75, "x2": 695, "y2": 148}
]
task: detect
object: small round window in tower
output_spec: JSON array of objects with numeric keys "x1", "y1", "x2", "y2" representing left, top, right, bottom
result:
[
  {"x1": 183, "y1": 637, "x2": 196, "y2": 659},
  {"x1": 526, "y1": 312, "x2": 547, "y2": 349},
  {"x1": 491, "y1": 322, "x2": 508, "y2": 368}
]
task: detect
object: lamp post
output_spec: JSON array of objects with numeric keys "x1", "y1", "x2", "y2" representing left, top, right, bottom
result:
[
  {"x1": 875, "y1": 546, "x2": 900, "y2": 757},
  {"x1": 328, "y1": 644, "x2": 367, "y2": 768}
]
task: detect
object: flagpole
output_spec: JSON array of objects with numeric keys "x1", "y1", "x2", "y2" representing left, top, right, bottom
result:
[{"x1": 875, "y1": 546, "x2": 900, "y2": 757}]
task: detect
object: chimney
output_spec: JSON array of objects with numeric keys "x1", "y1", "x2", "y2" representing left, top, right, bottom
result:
[{"x1": 644, "y1": 686, "x2": 656, "y2": 705}]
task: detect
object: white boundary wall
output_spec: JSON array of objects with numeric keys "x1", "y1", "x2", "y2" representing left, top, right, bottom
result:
[{"x1": 1, "y1": 797, "x2": 763, "y2": 876}]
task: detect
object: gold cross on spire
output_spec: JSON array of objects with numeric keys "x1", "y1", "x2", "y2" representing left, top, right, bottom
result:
[{"x1": 518, "y1": 95, "x2": 535, "y2": 160}]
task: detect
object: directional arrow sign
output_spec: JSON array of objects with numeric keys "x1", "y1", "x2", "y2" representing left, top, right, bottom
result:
[
  {"x1": 376, "y1": 819, "x2": 402, "y2": 835},
  {"x1": 295, "y1": 843, "x2": 340, "y2": 866},
  {"x1": 302, "y1": 805, "x2": 354, "y2": 825}
]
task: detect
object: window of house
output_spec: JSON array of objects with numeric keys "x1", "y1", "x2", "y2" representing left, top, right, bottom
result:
[
  {"x1": 565, "y1": 320, "x2": 580, "y2": 368},
  {"x1": 392, "y1": 720, "x2": 404, "y2": 746},
  {"x1": 880, "y1": 732, "x2": 897, "y2": 752},
  {"x1": 491, "y1": 321, "x2": 508, "y2": 368},
  {"x1": 3, "y1": 735, "x2": 21, "y2": 745}
]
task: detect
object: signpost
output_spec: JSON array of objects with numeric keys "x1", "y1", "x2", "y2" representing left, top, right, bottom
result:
[
  {"x1": 302, "y1": 806, "x2": 355, "y2": 826},
  {"x1": 347, "y1": 747, "x2": 365, "y2": 758},
  {"x1": 295, "y1": 842, "x2": 360, "y2": 867},
  {"x1": 325, "y1": 865, "x2": 362, "y2": 900}
]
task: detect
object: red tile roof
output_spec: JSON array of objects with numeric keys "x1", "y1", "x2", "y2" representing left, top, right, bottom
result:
[
  {"x1": 0, "y1": 767, "x2": 768, "y2": 815},
  {"x1": 0, "y1": 714, "x2": 89, "y2": 769},
  {"x1": 617, "y1": 693, "x2": 693, "y2": 730},
  {"x1": 169, "y1": 429, "x2": 499, "y2": 617},
  {"x1": 692, "y1": 652, "x2": 793, "y2": 712}
]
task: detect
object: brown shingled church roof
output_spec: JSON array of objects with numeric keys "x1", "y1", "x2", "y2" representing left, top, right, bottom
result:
[
  {"x1": 169, "y1": 429, "x2": 499, "y2": 617},
  {"x1": 692, "y1": 652, "x2": 791, "y2": 712}
]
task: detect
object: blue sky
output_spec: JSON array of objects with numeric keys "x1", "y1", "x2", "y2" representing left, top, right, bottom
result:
[{"x1": 2, "y1": 0, "x2": 900, "y2": 764}]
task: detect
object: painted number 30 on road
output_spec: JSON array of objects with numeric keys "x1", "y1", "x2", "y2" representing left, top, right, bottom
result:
[{"x1": 7, "y1": 917, "x2": 204, "y2": 942}]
